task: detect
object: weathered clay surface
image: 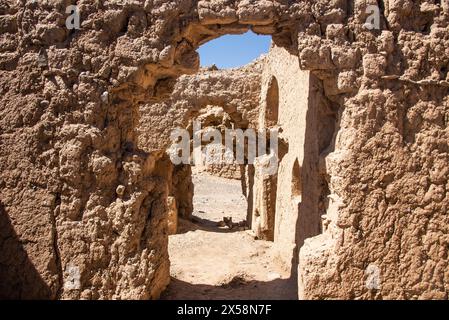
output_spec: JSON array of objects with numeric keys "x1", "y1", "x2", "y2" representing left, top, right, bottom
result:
[{"x1": 0, "y1": 0, "x2": 448, "y2": 300}]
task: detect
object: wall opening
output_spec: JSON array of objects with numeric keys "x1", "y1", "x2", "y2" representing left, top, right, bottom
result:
[
  {"x1": 197, "y1": 31, "x2": 271, "y2": 69},
  {"x1": 265, "y1": 76, "x2": 279, "y2": 127},
  {"x1": 291, "y1": 159, "x2": 302, "y2": 202}
]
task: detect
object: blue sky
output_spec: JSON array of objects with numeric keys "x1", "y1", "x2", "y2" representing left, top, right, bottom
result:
[{"x1": 197, "y1": 31, "x2": 272, "y2": 69}]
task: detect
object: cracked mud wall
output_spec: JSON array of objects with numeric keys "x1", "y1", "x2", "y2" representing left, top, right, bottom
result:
[{"x1": 0, "y1": 0, "x2": 448, "y2": 300}]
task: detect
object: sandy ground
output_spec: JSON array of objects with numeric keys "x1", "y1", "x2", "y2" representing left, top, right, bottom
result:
[{"x1": 161, "y1": 173, "x2": 297, "y2": 300}]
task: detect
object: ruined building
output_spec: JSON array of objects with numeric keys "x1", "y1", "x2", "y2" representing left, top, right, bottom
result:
[{"x1": 0, "y1": 0, "x2": 448, "y2": 300}]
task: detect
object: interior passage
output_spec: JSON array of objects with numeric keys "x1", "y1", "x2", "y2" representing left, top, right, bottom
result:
[{"x1": 162, "y1": 171, "x2": 297, "y2": 300}]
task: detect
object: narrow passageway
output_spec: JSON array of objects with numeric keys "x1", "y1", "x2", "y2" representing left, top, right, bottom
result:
[{"x1": 162, "y1": 171, "x2": 297, "y2": 300}]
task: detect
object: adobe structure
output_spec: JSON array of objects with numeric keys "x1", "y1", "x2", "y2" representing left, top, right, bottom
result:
[{"x1": 0, "y1": 0, "x2": 448, "y2": 300}]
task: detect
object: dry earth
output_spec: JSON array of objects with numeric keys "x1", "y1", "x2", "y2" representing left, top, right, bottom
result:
[{"x1": 162, "y1": 172, "x2": 297, "y2": 300}]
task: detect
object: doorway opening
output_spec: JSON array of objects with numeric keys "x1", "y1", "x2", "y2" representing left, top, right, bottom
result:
[
  {"x1": 198, "y1": 31, "x2": 271, "y2": 69},
  {"x1": 153, "y1": 32, "x2": 306, "y2": 300}
]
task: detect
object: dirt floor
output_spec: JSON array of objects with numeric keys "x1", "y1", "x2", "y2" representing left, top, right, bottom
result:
[{"x1": 161, "y1": 172, "x2": 297, "y2": 300}]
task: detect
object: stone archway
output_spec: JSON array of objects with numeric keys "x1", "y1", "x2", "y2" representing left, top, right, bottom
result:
[{"x1": 265, "y1": 76, "x2": 279, "y2": 127}]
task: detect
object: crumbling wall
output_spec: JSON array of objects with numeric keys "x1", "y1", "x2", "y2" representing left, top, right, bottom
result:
[
  {"x1": 252, "y1": 45, "x2": 326, "y2": 270},
  {"x1": 137, "y1": 60, "x2": 264, "y2": 151},
  {"x1": 0, "y1": 0, "x2": 448, "y2": 300},
  {"x1": 137, "y1": 61, "x2": 263, "y2": 222}
]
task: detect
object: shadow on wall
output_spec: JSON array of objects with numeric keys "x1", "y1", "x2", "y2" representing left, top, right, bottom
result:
[
  {"x1": 161, "y1": 276, "x2": 298, "y2": 300},
  {"x1": 0, "y1": 202, "x2": 51, "y2": 299}
]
